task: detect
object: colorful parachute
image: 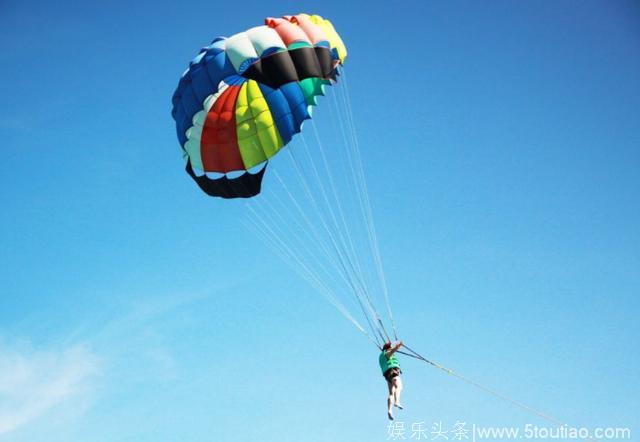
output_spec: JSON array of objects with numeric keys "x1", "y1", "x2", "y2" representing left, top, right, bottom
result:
[{"x1": 171, "y1": 14, "x2": 347, "y2": 198}]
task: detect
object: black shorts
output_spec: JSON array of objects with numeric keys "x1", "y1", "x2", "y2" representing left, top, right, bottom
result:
[{"x1": 383, "y1": 367, "x2": 402, "y2": 382}]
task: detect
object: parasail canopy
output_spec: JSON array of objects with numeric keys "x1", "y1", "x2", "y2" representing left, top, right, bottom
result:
[{"x1": 171, "y1": 14, "x2": 347, "y2": 198}]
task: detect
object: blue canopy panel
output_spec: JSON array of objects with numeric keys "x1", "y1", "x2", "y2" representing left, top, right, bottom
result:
[
  {"x1": 280, "y1": 82, "x2": 312, "y2": 128},
  {"x1": 172, "y1": 38, "x2": 236, "y2": 147}
]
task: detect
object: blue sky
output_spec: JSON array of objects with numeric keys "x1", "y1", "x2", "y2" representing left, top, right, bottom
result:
[{"x1": 1, "y1": 1, "x2": 639, "y2": 441}]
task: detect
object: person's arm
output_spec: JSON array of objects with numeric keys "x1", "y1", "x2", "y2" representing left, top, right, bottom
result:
[{"x1": 385, "y1": 341, "x2": 403, "y2": 358}]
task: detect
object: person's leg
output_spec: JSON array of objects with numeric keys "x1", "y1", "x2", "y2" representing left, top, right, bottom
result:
[
  {"x1": 393, "y1": 375, "x2": 404, "y2": 409},
  {"x1": 387, "y1": 379, "x2": 396, "y2": 420}
]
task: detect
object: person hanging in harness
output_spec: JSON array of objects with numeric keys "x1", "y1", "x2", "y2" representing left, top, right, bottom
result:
[{"x1": 379, "y1": 340, "x2": 404, "y2": 420}]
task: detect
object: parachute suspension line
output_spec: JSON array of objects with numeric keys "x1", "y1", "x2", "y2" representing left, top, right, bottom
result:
[
  {"x1": 305, "y1": 124, "x2": 392, "y2": 343},
  {"x1": 241, "y1": 206, "x2": 379, "y2": 346},
  {"x1": 336, "y1": 73, "x2": 390, "y2": 301},
  {"x1": 334, "y1": 72, "x2": 398, "y2": 341},
  {"x1": 245, "y1": 142, "x2": 379, "y2": 346},
  {"x1": 293, "y1": 132, "x2": 388, "y2": 342},
  {"x1": 307, "y1": 122, "x2": 370, "y2": 293},
  {"x1": 336, "y1": 74, "x2": 396, "y2": 340},
  {"x1": 267, "y1": 167, "x2": 356, "y2": 293},
  {"x1": 283, "y1": 145, "x2": 387, "y2": 345},
  {"x1": 324, "y1": 87, "x2": 392, "y2": 342},
  {"x1": 250, "y1": 186, "x2": 342, "y2": 294},
  {"x1": 241, "y1": 219, "x2": 376, "y2": 347},
  {"x1": 240, "y1": 74, "x2": 398, "y2": 348},
  {"x1": 247, "y1": 205, "x2": 384, "y2": 347},
  {"x1": 297, "y1": 130, "x2": 373, "y2": 308},
  {"x1": 398, "y1": 344, "x2": 586, "y2": 435},
  {"x1": 243, "y1": 166, "x2": 333, "y2": 284},
  {"x1": 241, "y1": 212, "x2": 335, "y2": 316},
  {"x1": 240, "y1": 145, "x2": 354, "y2": 296},
  {"x1": 270, "y1": 165, "x2": 384, "y2": 344},
  {"x1": 285, "y1": 144, "x2": 366, "y2": 303}
]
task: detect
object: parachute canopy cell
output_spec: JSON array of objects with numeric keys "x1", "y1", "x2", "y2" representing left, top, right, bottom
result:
[{"x1": 171, "y1": 14, "x2": 347, "y2": 198}]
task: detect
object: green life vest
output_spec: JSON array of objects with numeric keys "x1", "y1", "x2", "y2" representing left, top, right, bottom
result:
[{"x1": 379, "y1": 351, "x2": 401, "y2": 374}]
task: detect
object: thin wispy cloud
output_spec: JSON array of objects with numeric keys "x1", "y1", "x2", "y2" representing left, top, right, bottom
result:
[
  {"x1": 0, "y1": 344, "x2": 98, "y2": 435},
  {"x1": 0, "y1": 280, "x2": 253, "y2": 438}
]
